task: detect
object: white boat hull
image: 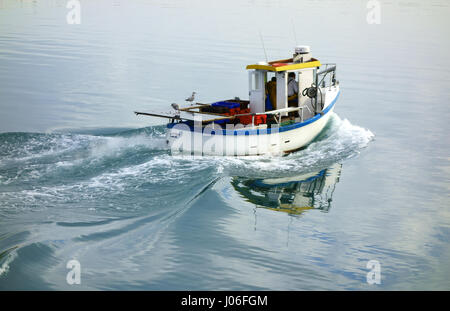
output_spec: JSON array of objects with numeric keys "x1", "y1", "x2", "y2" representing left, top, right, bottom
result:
[{"x1": 167, "y1": 86, "x2": 339, "y2": 156}]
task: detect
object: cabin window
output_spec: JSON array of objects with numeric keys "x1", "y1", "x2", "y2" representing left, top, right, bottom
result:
[
  {"x1": 265, "y1": 73, "x2": 277, "y2": 111},
  {"x1": 251, "y1": 71, "x2": 262, "y2": 91},
  {"x1": 287, "y1": 72, "x2": 299, "y2": 107}
]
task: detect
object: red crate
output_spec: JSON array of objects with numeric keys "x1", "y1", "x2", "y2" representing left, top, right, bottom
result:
[
  {"x1": 238, "y1": 114, "x2": 266, "y2": 125},
  {"x1": 255, "y1": 114, "x2": 267, "y2": 125},
  {"x1": 238, "y1": 115, "x2": 252, "y2": 125},
  {"x1": 229, "y1": 108, "x2": 240, "y2": 115}
]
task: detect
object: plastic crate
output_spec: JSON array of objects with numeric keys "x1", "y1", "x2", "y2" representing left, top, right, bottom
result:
[
  {"x1": 211, "y1": 101, "x2": 240, "y2": 109},
  {"x1": 238, "y1": 114, "x2": 266, "y2": 125}
]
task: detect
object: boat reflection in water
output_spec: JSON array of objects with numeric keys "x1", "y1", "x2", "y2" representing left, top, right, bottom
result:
[{"x1": 231, "y1": 163, "x2": 342, "y2": 216}]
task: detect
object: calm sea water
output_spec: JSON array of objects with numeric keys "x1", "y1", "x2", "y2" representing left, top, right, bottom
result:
[{"x1": 0, "y1": 0, "x2": 449, "y2": 290}]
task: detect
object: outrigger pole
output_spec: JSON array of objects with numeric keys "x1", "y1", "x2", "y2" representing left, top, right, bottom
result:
[
  {"x1": 134, "y1": 103, "x2": 210, "y2": 120},
  {"x1": 134, "y1": 111, "x2": 183, "y2": 120}
]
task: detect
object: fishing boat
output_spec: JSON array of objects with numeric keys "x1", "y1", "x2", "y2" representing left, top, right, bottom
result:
[{"x1": 135, "y1": 46, "x2": 340, "y2": 156}]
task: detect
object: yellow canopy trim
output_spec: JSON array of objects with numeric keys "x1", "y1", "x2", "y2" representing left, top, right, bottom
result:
[{"x1": 246, "y1": 58, "x2": 321, "y2": 72}]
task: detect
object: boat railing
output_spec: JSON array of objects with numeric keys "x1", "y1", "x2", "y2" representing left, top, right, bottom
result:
[
  {"x1": 307, "y1": 63, "x2": 337, "y2": 113},
  {"x1": 317, "y1": 63, "x2": 337, "y2": 89},
  {"x1": 135, "y1": 105, "x2": 309, "y2": 125},
  {"x1": 201, "y1": 106, "x2": 309, "y2": 125}
]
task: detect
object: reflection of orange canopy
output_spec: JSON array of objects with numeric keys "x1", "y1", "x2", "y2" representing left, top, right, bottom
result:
[{"x1": 266, "y1": 80, "x2": 277, "y2": 110}]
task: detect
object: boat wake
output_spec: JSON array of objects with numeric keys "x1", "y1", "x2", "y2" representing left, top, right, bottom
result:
[
  {"x1": 0, "y1": 113, "x2": 372, "y2": 209},
  {"x1": 0, "y1": 113, "x2": 373, "y2": 209}
]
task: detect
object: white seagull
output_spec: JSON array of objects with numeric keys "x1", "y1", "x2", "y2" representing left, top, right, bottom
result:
[
  {"x1": 171, "y1": 103, "x2": 180, "y2": 117},
  {"x1": 185, "y1": 92, "x2": 196, "y2": 104}
]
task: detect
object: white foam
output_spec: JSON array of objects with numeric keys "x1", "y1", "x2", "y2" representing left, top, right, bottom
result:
[
  {"x1": 1, "y1": 134, "x2": 96, "y2": 163},
  {"x1": 0, "y1": 116, "x2": 373, "y2": 209},
  {"x1": 0, "y1": 250, "x2": 17, "y2": 277},
  {"x1": 88, "y1": 134, "x2": 167, "y2": 160}
]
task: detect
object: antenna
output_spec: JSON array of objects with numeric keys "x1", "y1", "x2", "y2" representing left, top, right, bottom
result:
[
  {"x1": 258, "y1": 30, "x2": 268, "y2": 63},
  {"x1": 292, "y1": 19, "x2": 298, "y2": 46}
]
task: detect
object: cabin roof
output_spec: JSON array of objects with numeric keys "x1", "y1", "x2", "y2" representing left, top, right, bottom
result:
[{"x1": 246, "y1": 58, "x2": 321, "y2": 72}]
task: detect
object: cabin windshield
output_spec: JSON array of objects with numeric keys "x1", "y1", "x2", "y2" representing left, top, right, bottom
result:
[
  {"x1": 265, "y1": 73, "x2": 277, "y2": 111},
  {"x1": 287, "y1": 72, "x2": 299, "y2": 107},
  {"x1": 251, "y1": 71, "x2": 262, "y2": 91}
]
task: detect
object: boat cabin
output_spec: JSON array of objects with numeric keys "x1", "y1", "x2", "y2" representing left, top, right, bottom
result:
[
  {"x1": 246, "y1": 46, "x2": 321, "y2": 117},
  {"x1": 135, "y1": 46, "x2": 338, "y2": 129}
]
